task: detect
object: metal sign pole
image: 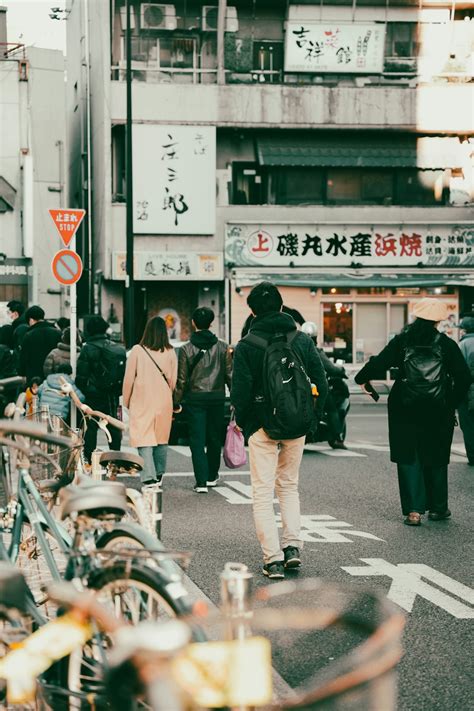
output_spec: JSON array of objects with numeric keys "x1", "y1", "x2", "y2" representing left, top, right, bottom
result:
[{"x1": 70, "y1": 233, "x2": 77, "y2": 430}]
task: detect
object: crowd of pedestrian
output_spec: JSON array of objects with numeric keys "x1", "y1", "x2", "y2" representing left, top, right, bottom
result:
[{"x1": 0, "y1": 286, "x2": 472, "y2": 579}]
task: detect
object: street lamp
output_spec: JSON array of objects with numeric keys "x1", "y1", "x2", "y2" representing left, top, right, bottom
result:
[{"x1": 125, "y1": 0, "x2": 135, "y2": 347}]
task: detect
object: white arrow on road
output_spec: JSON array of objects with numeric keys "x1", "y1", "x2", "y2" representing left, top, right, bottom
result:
[{"x1": 342, "y1": 558, "x2": 474, "y2": 619}]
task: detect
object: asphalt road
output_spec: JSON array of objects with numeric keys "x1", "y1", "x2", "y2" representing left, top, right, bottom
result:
[{"x1": 121, "y1": 396, "x2": 474, "y2": 710}]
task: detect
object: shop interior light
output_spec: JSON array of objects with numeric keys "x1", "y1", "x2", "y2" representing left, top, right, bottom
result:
[
  {"x1": 330, "y1": 287, "x2": 337, "y2": 294},
  {"x1": 310, "y1": 287, "x2": 317, "y2": 297}
]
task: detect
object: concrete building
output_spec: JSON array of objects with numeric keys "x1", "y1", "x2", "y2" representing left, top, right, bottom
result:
[
  {"x1": 0, "y1": 6, "x2": 66, "y2": 319},
  {"x1": 66, "y1": 0, "x2": 473, "y2": 366}
]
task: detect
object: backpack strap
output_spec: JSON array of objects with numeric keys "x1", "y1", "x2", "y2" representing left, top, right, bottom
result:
[{"x1": 244, "y1": 330, "x2": 298, "y2": 349}]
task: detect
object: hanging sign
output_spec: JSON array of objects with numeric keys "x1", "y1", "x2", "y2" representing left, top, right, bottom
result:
[{"x1": 49, "y1": 208, "x2": 86, "y2": 247}]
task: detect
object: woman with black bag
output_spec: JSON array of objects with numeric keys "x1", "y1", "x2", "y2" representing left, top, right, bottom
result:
[
  {"x1": 355, "y1": 298, "x2": 471, "y2": 526},
  {"x1": 123, "y1": 316, "x2": 178, "y2": 486}
]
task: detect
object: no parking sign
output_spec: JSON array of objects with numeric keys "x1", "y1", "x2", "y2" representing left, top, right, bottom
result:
[{"x1": 51, "y1": 249, "x2": 83, "y2": 286}]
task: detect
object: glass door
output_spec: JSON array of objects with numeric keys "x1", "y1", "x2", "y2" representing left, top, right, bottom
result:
[{"x1": 322, "y1": 302, "x2": 353, "y2": 364}]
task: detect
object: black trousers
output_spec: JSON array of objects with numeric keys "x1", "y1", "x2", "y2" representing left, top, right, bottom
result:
[
  {"x1": 83, "y1": 393, "x2": 122, "y2": 463},
  {"x1": 187, "y1": 401, "x2": 225, "y2": 487},
  {"x1": 396, "y1": 456, "x2": 448, "y2": 515},
  {"x1": 458, "y1": 400, "x2": 474, "y2": 464}
]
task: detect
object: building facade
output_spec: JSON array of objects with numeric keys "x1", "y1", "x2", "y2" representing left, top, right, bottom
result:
[
  {"x1": 0, "y1": 7, "x2": 66, "y2": 319},
  {"x1": 67, "y1": 0, "x2": 473, "y2": 364}
]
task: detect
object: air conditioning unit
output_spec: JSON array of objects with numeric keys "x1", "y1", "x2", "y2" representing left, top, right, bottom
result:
[
  {"x1": 141, "y1": 4, "x2": 177, "y2": 30},
  {"x1": 202, "y1": 6, "x2": 238, "y2": 32}
]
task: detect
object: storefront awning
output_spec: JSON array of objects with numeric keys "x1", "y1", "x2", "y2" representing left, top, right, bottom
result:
[
  {"x1": 256, "y1": 137, "x2": 464, "y2": 169},
  {"x1": 233, "y1": 271, "x2": 474, "y2": 289}
]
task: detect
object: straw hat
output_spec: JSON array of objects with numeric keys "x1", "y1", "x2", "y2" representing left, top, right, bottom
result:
[{"x1": 412, "y1": 298, "x2": 448, "y2": 323}]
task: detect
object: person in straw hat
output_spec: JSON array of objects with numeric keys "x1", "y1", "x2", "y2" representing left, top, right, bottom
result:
[{"x1": 355, "y1": 297, "x2": 471, "y2": 526}]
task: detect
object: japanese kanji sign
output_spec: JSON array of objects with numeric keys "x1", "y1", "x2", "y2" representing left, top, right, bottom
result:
[
  {"x1": 113, "y1": 252, "x2": 223, "y2": 281},
  {"x1": 49, "y1": 209, "x2": 85, "y2": 247},
  {"x1": 225, "y1": 224, "x2": 474, "y2": 268},
  {"x1": 285, "y1": 22, "x2": 386, "y2": 74},
  {"x1": 133, "y1": 125, "x2": 216, "y2": 235}
]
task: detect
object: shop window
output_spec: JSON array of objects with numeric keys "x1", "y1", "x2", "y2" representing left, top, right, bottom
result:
[
  {"x1": 327, "y1": 169, "x2": 394, "y2": 205},
  {"x1": 357, "y1": 287, "x2": 387, "y2": 295},
  {"x1": 395, "y1": 288, "x2": 420, "y2": 296},
  {"x1": 426, "y1": 286, "x2": 455, "y2": 295},
  {"x1": 385, "y1": 23, "x2": 418, "y2": 58},
  {"x1": 270, "y1": 168, "x2": 324, "y2": 205},
  {"x1": 322, "y1": 287, "x2": 349, "y2": 295},
  {"x1": 323, "y1": 303, "x2": 353, "y2": 364},
  {"x1": 396, "y1": 170, "x2": 446, "y2": 206},
  {"x1": 253, "y1": 41, "x2": 283, "y2": 81},
  {"x1": 232, "y1": 162, "x2": 264, "y2": 205},
  {"x1": 112, "y1": 125, "x2": 126, "y2": 202}
]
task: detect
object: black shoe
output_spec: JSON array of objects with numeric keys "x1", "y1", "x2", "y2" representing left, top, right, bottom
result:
[
  {"x1": 262, "y1": 561, "x2": 285, "y2": 579},
  {"x1": 283, "y1": 546, "x2": 302, "y2": 569},
  {"x1": 428, "y1": 509, "x2": 451, "y2": 521},
  {"x1": 156, "y1": 474, "x2": 163, "y2": 484},
  {"x1": 207, "y1": 476, "x2": 220, "y2": 488}
]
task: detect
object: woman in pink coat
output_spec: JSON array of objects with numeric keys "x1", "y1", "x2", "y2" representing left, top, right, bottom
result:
[{"x1": 123, "y1": 316, "x2": 178, "y2": 485}]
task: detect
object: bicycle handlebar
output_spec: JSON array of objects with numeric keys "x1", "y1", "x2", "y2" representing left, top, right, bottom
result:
[{"x1": 60, "y1": 378, "x2": 126, "y2": 432}]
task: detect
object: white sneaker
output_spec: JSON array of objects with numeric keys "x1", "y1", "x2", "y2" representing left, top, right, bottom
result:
[
  {"x1": 206, "y1": 477, "x2": 220, "y2": 488},
  {"x1": 193, "y1": 486, "x2": 208, "y2": 493}
]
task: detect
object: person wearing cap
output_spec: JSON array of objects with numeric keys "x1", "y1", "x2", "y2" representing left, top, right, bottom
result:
[
  {"x1": 355, "y1": 298, "x2": 471, "y2": 526},
  {"x1": 458, "y1": 315, "x2": 474, "y2": 465},
  {"x1": 173, "y1": 306, "x2": 232, "y2": 493}
]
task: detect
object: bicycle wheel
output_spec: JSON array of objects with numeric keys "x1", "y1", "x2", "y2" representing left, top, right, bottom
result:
[{"x1": 65, "y1": 562, "x2": 192, "y2": 709}]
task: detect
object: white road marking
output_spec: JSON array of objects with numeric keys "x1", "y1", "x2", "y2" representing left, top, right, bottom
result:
[
  {"x1": 342, "y1": 558, "x2": 474, "y2": 619},
  {"x1": 169, "y1": 445, "x2": 192, "y2": 457},
  {"x1": 304, "y1": 444, "x2": 366, "y2": 457},
  {"x1": 276, "y1": 514, "x2": 384, "y2": 543}
]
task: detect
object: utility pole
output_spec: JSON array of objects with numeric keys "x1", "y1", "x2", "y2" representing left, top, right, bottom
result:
[
  {"x1": 217, "y1": 0, "x2": 227, "y2": 84},
  {"x1": 125, "y1": 0, "x2": 135, "y2": 347}
]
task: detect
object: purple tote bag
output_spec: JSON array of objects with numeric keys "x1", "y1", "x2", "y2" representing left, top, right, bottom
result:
[{"x1": 223, "y1": 417, "x2": 247, "y2": 469}]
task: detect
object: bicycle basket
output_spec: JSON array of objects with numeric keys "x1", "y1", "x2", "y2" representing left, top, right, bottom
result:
[{"x1": 22, "y1": 411, "x2": 83, "y2": 484}]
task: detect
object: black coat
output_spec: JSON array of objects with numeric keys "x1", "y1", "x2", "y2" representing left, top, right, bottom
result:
[
  {"x1": 0, "y1": 345, "x2": 17, "y2": 379},
  {"x1": 355, "y1": 331, "x2": 471, "y2": 466},
  {"x1": 19, "y1": 321, "x2": 61, "y2": 382},
  {"x1": 231, "y1": 312, "x2": 328, "y2": 439},
  {"x1": 76, "y1": 335, "x2": 112, "y2": 397},
  {"x1": 11, "y1": 315, "x2": 28, "y2": 350}
]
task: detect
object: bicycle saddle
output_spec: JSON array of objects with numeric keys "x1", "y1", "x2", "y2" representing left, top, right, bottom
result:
[
  {"x1": 0, "y1": 563, "x2": 31, "y2": 615},
  {"x1": 60, "y1": 480, "x2": 128, "y2": 519},
  {"x1": 99, "y1": 451, "x2": 144, "y2": 473}
]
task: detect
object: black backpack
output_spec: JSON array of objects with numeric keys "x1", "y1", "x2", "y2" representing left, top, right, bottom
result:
[
  {"x1": 245, "y1": 331, "x2": 314, "y2": 440},
  {"x1": 91, "y1": 341, "x2": 126, "y2": 395},
  {"x1": 401, "y1": 333, "x2": 448, "y2": 407}
]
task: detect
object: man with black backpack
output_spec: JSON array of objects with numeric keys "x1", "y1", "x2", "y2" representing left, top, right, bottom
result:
[
  {"x1": 231, "y1": 283, "x2": 328, "y2": 579},
  {"x1": 76, "y1": 316, "x2": 126, "y2": 464},
  {"x1": 173, "y1": 307, "x2": 232, "y2": 493}
]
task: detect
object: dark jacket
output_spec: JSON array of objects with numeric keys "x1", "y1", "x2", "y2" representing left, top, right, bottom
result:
[
  {"x1": 19, "y1": 321, "x2": 61, "y2": 382},
  {"x1": 459, "y1": 332, "x2": 474, "y2": 411},
  {"x1": 174, "y1": 330, "x2": 232, "y2": 405},
  {"x1": 0, "y1": 345, "x2": 17, "y2": 379},
  {"x1": 231, "y1": 312, "x2": 328, "y2": 439},
  {"x1": 355, "y1": 330, "x2": 471, "y2": 466},
  {"x1": 76, "y1": 335, "x2": 111, "y2": 397},
  {"x1": 43, "y1": 342, "x2": 80, "y2": 377},
  {"x1": 11, "y1": 314, "x2": 28, "y2": 350}
]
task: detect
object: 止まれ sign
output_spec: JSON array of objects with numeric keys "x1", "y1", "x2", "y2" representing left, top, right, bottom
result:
[
  {"x1": 225, "y1": 224, "x2": 474, "y2": 268},
  {"x1": 133, "y1": 125, "x2": 216, "y2": 235},
  {"x1": 285, "y1": 22, "x2": 386, "y2": 74}
]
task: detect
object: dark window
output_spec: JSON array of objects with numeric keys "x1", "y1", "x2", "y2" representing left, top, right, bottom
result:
[
  {"x1": 270, "y1": 168, "x2": 324, "y2": 205},
  {"x1": 327, "y1": 169, "x2": 394, "y2": 205},
  {"x1": 385, "y1": 23, "x2": 418, "y2": 58},
  {"x1": 253, "y1": 41, "x2": 283, "y2": 80},
  {"x1": 112, "y1": 125, "x2": 126, "y2": 202},
  {"x1": 396, "y1": 170, "x2": 446, "y2": 205},
  {"x1": 232, "y1": 163, "x2": 264, "y2": 205}
]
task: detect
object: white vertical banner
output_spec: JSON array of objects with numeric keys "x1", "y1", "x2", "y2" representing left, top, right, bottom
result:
[
  {"x1": 133, "y1": 124, "x2": 216, "y2": 235},
  {"x1": 284, "y1": 23, "x2": 386, "y2": 73}
]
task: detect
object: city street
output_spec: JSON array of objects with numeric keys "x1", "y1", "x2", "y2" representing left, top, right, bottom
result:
[{"x1": 135, "y1": 396, "x2": 474, "y2": 711}]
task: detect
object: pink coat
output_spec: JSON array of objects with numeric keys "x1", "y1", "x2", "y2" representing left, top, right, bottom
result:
[{"x1": 122, "y1": 345, "x2": 178, "y2": 447}]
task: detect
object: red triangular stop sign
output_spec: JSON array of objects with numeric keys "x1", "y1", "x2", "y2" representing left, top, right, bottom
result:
[{"x1": 49, "y1": 209, "x2": 86, "y2": 247}]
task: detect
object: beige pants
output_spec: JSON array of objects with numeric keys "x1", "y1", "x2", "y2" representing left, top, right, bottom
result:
[{"x1": 248, "y1": 427, "x2": 305, "y2": 564}]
